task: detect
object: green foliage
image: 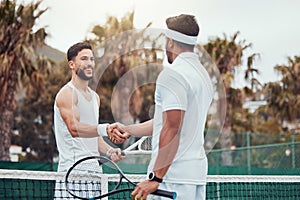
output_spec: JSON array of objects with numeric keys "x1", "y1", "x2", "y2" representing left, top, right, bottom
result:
[
  {"x1": 204, "y1": 32, "x2": 251, "y2": 74},
  {"x1": 87, "y1": 12, "x2": 163, "y2": 124},
  {"x1": 1, "y1": 4, "x2": 299, "y2": 163},
  {"x1": 203, "y1": 32, "x2": 259, "y2": 130},
  {"x1": 0, "y1": 0, "x2": 48, "y2": 160},
  {"x1": 13, "y1": 61, "x2": 70, "y2": 162},
  {"x1": 263, "y1": 56, "x2": 300, "y2": 125}
]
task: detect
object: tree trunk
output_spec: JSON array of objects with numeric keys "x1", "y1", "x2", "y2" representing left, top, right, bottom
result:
[
  {"x1": 0, "y1": 57, "x2": 17, "y2": 161},
  {"x1": 0, "y1": 108, "x2": 13, "y2": 161}
]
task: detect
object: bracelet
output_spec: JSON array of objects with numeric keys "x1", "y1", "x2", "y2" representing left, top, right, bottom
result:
[{"x1": 106, "y1": 147, "x2": 113, "y2": 157}]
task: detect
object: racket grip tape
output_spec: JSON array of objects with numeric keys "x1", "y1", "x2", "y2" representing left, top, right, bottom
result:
[{"x1": 152, "y1": 189, "x2": 177, "y2": 199}]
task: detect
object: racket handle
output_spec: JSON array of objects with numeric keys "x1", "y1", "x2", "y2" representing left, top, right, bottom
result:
[{"x1": 152, "y1": 189, "x2": 177, "y2": 199}]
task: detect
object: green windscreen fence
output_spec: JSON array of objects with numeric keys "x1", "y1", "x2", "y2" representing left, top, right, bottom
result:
[
  {"x1": 1, "y1": 161, "x2": 299, "y2": 176},
  {"x1": 0, "y1": 161, "x2": 56, "y2": 171},
  {"x1": 2, "y1": 141, "x2": 300, "y2": 175},
  {"x1": 1, "y1": 139, "x2": 300, "y2": 199},
  {"x1": 207, "y1": 141, "x2": 300, "y2": 175}
]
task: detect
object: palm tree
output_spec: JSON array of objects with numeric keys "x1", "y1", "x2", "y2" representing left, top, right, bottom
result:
[
  {"x1": 86, "y1": 12, "x2": 163, "y2": 125},
  {"x1": 203, "y1": 32, "x2": 256, "y2": 165},
  {"x1": 263, "y1": 56, "x2": 300, "y2": 131},
  {"x1": 244, "y1": 53, "x2": 261, "y2": 96},
  {"x1": 0, "y1": 0, "x2": 48, "y2": 160}
]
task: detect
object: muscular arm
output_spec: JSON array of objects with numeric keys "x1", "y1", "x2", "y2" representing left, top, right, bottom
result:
[
  {"x1": 56, "y1": 86, "x2": 101, "y2": 138},
  {"x1": 153, "y1": 109, "x2": 184, "y2": 178},
  {"x1": 131, "y1": 110, "x2": 183, "y2": 198}
]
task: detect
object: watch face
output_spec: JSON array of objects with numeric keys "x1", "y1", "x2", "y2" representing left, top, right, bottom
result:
[{"x1": 148, "y1": 172, "x2": 154, "y2": 180}]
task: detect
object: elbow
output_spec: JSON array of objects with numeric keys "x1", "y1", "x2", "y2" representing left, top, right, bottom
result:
[
  {"x1": 169, "y1": 126, "x2": 181, "y2": 137},
  {"x1": 69, "y1": 130, "x2": 79, "y2": 137},
  {"x1": 166, "y1": 122, "x2": 182, "y2": 135},
  {"x1": 68, "y1": 123, "x2": 79, "y2": 137},
  {"x1": 163, "y1": 110, "x2": 184, "y2": 136}
]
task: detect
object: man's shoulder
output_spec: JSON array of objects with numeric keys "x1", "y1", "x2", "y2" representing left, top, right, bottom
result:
[
  {"x1": 56, "y1": 84, "x2": 72, "y2": 97},
  {"x1": 158, "y1": 66, "x2": 186, "y2": 83},
  {"x1": 55, "y1": 84, "x2": 77, "y2": 106},
  {"x1": 159, "y1": 66, "x2": 181, "y2": 76}
]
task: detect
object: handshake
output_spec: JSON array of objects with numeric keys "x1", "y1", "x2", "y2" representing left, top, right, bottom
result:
[{"x1": 106, "y1": 123, "x2": 130, "y2": 144}]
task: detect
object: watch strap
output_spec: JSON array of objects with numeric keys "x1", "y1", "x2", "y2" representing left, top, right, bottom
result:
[{"x1": 148, "y1": 172, "x2": 163, "y2": 183}]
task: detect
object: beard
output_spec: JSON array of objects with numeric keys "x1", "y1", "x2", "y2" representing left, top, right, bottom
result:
[
  {"x1": 166, "y1": 50, "x2": 173, "y2": 64},
  {"x1": 76, "y1": 68, "x2": 93, "y2": 80}
]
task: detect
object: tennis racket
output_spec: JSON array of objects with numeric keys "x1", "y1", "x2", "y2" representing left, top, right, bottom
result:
[
  {"x1": 65, "y1": 156, "x2": 177, "y2": 199},
  {"x1": 123, "y1": 136, "x2": 152, "y2": 155}
]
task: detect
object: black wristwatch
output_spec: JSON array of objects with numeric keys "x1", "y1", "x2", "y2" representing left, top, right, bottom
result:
[{"x1": 148, "y1": 172, "x2": 163, "y2": 183}]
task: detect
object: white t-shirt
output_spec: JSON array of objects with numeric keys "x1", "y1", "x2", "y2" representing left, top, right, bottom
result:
[
  {"x1": 148, "y1": 52, "x2": 214, "y2": 185},
  {"x1": 54, "y1": 82, "x2": 99, "y2": 172}
]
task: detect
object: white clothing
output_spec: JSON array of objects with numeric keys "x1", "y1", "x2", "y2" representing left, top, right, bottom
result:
[
  {"x1": 54, "y1": 82, "x2": 100, "y2": 172},
  {"x1": 149, "y1": 183, "x2": 205, "y2": 200},
  {"x1": 149, "y1": 52, "x2": 214, "y2": 186}
]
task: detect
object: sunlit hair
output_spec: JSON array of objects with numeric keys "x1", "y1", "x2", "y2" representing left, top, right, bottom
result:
[{"x1": 67, "y1": 42, "x2": 92, "y2": 61}]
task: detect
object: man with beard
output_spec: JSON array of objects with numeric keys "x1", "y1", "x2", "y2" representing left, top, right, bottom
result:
[
  {"x1": 54, "y1": 42, "x2": 126, "y2": 174},
  {"x1": 112, "y1": 14, "x2": 214, "y2": 200}
]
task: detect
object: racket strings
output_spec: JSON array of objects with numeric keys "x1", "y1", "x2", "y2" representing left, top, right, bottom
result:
[
  {"x1": 65, "y1": 156, "x2": 176, "y2": 199},
  {"x1": 66, "y1": 158, "x2": 105, "y2": 199},
  {"x1": 139, "y1": 136, "x2": 152, "y2": 151}
]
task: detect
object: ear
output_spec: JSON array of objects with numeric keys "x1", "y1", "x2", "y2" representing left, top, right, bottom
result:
[
  {"x1": 68, "y1": 60, "x2": 75, "y2": 69},
  {"x1": 168, "y1": 39, "x2": 174, "y2": 48}
]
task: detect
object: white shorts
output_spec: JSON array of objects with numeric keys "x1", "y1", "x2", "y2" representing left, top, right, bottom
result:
[{"x1": 148, "y1": 182, "x2": 206, "y2": 200}]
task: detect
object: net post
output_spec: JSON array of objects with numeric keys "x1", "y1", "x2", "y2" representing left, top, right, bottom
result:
[{"x1": 101, "y1": 174, "x2": 109, "y2": 200}]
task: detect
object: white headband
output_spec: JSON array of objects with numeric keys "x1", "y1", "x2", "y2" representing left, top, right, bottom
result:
[{"x1": 165, "y1": 28, "x2": 198, "y2": 45}]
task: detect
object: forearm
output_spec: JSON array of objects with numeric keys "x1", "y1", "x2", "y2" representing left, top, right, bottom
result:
[
  {"x1": 97, "y1": 136, "x2": 113, "y2": 154},
  {"x1": 124, "y1": 119, "x2": 153, "y2": 137},
  {"x1": 68, "y1": 121, "x2": 108, "y2": 138},
  {"x1": 98, "y1": 137, "x2": 124, "y2": 163},
  {"x1": 152, "y1": 110, "x2": 183, "y2": 179},
  {"x1": 153, "y1": 126, "x2": 180, "y2": 178}
]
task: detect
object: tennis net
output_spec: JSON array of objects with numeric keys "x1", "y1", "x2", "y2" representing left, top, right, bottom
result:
[{"x1": 0, "y1": 169, "x2": 299, "y2": 199}]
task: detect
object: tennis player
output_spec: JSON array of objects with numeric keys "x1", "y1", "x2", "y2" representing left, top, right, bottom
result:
[
  {"x1": 113, "y1": 14, "x2": 214, "y2": 200},
  {"x1": 54, "y1": 42, "x2": 128, "y2": 198},
  {"x1": 54, "y1": 42, "x2": 126, "y2": 173}
]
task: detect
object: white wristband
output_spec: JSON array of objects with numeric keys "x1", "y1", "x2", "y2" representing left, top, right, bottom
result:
[
  {"x1": 97, "y1": 123, "x2": 109, "y2": 137},
  {"x1": 106, "y1": 147, "x2": 113, "y2": 157}
]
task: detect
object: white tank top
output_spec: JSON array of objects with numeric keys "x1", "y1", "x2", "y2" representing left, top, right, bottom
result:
[{"x1": 54, "y1": 82, "x2": 99, "y2": 172}]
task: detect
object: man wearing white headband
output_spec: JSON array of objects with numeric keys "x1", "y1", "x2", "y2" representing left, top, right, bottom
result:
[{"x1": 128, "y1": 14, "x2": 214, "y2": 200}]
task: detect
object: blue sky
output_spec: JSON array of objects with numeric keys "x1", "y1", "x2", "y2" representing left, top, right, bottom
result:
[{"x1": 23, "y1": 0, "x2": 300, "y2": 86}]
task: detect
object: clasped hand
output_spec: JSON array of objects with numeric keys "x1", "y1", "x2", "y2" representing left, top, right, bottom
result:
[{"x1": 107, "y1": 123, "x2": 130, "y2": 144}]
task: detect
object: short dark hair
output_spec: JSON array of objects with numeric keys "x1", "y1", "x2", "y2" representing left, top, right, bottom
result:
[
  {"x1": 166, "y1": 14, "x2": 199, "y2": 37},
  {"x1": 67, "y1": 42, "x2": 92, "y2": 61}
]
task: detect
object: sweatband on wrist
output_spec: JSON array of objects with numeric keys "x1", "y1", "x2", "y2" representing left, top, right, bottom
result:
[
  {"x1": 106, "y1": 147, "x2": 113, "y2": 157},
  {"x1": 97, "y1": 123, "x2": 109, "y2": 137},
  {"x1": 165, "y1": 28, "x2": 198, "y2": 45}
]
